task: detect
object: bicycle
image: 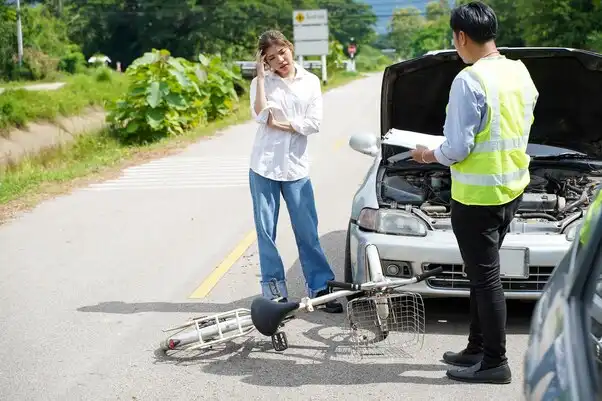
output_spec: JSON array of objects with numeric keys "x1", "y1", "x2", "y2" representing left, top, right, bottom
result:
[{"x1": 159, "y1": 243, "x2": 443, "y2": 355}]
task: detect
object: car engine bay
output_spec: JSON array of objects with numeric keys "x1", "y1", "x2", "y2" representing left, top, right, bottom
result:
[{"x1": 378, "y1": 165, "x2": 602, "y2": 233}]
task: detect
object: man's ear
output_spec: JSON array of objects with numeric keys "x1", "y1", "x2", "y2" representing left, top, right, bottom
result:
[{"x1": 458, "y1": 31, "x2": 467, "y2": 47}]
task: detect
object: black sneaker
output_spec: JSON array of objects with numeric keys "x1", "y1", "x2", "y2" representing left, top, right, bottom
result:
[
  {"x1": 446, "y1": 361, "x2": 512, "y2": 384},
  {"x1": 315, "y1": 289, "x2": 343, "y2": 313},
  {"x1": 443, "y1": 348, "x2": 484, "y2": 367}
]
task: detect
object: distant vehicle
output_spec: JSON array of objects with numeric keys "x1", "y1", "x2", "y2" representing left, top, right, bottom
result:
[{"x1": 345, "y1": 47, "x2": 602, "y2": 300}]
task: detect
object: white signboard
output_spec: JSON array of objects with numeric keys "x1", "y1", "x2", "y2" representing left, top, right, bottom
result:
[{"x1": 292, "y1": 9, "x2": 329, "y2": 56}]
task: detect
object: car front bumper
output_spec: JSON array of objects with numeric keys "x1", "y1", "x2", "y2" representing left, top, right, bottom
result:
[{"x1": 348, "y1": 222, "x2": 572, "y2": 300}]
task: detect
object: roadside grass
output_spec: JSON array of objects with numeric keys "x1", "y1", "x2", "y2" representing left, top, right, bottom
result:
[
  {"x1": 0, "y1": 70, "x2": 366, "y2": 220},
  {"x1": 0, "y1": 67, "x2": 128, "y2": 134}
]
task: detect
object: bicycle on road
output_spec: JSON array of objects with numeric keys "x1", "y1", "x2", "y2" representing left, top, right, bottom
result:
[{"x1": 160, "y1": 243, "x2": 443, "y2": 356}]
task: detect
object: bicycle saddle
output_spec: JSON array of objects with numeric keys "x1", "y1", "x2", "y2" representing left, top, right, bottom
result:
[{"x1": 250, "y1": 296, "x2": 300, "y2": 336}]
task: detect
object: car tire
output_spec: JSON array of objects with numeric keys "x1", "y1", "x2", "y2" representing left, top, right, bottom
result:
[{"x1": 344, "y1": 222, "x2": 363, "y2": 302}]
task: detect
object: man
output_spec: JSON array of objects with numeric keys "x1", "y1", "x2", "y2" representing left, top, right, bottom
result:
[{"x1": 411, "y1": 1, "x2": 538, "y2": 385}]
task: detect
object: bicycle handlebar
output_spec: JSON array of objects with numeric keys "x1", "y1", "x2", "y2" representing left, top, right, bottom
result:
[{"x1": 327, "y1": 266, "x2": 443, "y2": 291}]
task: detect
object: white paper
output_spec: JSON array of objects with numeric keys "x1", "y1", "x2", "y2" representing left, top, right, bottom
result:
[{"x1": 382, "y1": 128, "x2": 446, "y2": 150}]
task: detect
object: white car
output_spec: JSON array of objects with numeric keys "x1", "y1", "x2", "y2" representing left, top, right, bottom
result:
[{"x1": 345, "y1": 47, "x2": 602, "y2": 300}]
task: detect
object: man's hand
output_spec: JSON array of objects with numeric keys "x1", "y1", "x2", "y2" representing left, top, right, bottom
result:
[{"x1": 411, "y1": 145, "x2": 432, "y2": 163}]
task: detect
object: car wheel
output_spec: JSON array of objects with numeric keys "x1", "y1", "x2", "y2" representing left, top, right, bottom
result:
[{"x1": 344, "y1": 223, "x2": 363, "y2": 302}]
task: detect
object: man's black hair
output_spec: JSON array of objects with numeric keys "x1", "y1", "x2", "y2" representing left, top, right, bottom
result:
[{"x1": 450, "y1": 1, "x2": 498, "y2": 44}]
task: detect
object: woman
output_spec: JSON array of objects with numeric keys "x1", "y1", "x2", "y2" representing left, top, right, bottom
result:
[{"x1": 248, "y1": 30, "x2": 342, "y2": 313}]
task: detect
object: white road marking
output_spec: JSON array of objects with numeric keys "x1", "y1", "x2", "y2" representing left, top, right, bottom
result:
[{"x1": 83, "y1": 156, "x2": 251, "y2": 191}]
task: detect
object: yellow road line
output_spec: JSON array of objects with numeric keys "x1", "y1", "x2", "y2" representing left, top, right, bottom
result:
[
  {"x1": 190, "y1": 138, "x2": 345, "y2": 299},
  {"x1": 189, "y1": 230, "x2": 257, "y2": 299}
]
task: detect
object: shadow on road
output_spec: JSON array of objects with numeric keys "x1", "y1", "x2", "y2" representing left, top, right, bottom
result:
[
  {"x1": 198, "y1": 344, "x2": 450, "y2": 387},
  {"x1": 77, "y1": 228, "x2": 536, "y2": 386},
  {"x1": 77, "y1": 229, "x2": 536, "y2": 336},
  {"x1": 151, "y1": 325, "x2": 452, "y2": 386}
]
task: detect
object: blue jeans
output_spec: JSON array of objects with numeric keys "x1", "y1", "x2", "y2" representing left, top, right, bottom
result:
[{"x1": 249, "y1": 169, "x2": 335, "y2": 299}]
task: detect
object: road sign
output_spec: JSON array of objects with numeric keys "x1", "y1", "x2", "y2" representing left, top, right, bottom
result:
[
  {"x1": 292, "y1": 9, "x2": 329, "y2": 56},
  {"x1": 348, "y1": 44, "x2": 357, "y2": 56}
]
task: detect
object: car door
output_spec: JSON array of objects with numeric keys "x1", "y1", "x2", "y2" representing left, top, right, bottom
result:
[{"x1": 524, "y1": 187, "x2": 602, "y2": 400}]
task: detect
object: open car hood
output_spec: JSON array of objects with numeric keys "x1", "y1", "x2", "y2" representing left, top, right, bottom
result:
[{"x1": 381, "y1": 47, "x2": 602, "y2": 158}]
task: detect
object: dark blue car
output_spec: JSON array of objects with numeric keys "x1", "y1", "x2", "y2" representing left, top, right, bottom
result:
[{"x1": 523, "y1": 185, "x2": 602, "y2": 399}]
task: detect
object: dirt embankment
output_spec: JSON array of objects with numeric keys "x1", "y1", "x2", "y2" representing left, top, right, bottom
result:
[{"x1": 0, "y1": 108, "x2": 107, "y2": 167}]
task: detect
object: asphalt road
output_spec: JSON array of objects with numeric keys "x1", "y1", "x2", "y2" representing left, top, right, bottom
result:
[{"x1": 0, "y1": 73, "x2": 534, "y2": 400}]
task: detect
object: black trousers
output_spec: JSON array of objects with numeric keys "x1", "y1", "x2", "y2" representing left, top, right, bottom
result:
[{"x1": 450, "y1": 194, "x2": 522, "y2": 368}]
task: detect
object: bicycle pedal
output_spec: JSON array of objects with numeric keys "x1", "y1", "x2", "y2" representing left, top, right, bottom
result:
[{"x1": 271, "y1": 331, "x2": 288, "y2": 352}]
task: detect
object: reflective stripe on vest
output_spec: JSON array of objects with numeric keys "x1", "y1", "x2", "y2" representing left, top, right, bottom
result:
[{"x1": 450, "y1": 56, "x2": 538, "y2": 206}]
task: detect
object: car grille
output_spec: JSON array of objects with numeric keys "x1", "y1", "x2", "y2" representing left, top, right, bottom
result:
[{"x1": 422, "y1": 263, "x2": 555, "y2": 292}]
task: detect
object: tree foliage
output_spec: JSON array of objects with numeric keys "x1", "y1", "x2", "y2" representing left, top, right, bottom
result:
[
  {"x1": 0, "y1": 0, "x2": 384, "y2": 144},
  {"x1": 0, "y1": 3, "x2": 86, "y2": 79},
  {"x1": 38, "y1": 0, "x2": 377, "y2": 68},
  {"x1": 1, "y1": 0, "x2": 379, "y2": 78},
  {"x1": 387, "y1": 0, "x2": 602, "y2": 59}
]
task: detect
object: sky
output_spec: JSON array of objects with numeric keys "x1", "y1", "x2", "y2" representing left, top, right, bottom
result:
[{"x1": 363, "y1": 0, "x2": 454, "y2": 34}]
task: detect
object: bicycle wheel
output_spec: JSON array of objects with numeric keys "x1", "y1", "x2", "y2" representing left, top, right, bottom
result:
[{"x1": 160, "y1": 308, "x2": 255, "y2": 351}]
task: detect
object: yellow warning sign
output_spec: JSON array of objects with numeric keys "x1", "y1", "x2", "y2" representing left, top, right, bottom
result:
[{"x1": 295, "y1": 12, "x2": 305, "y2": 23}]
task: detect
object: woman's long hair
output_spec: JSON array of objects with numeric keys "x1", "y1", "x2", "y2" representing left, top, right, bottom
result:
[{"x1": 257, "y1": 30, "x2": 294, "y2": 57}]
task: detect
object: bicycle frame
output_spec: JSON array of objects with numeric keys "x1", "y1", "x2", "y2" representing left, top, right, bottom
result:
[
  {"x1": 161, "y1": 243, "x2": 442, "y2": 352},
  {"x1": 295, "y1": 244, "x2": 441, "y2": 311}
]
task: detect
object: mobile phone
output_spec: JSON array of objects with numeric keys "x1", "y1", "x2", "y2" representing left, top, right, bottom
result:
[{"x1": 262, "y1": 55, "x2": 269, "y2": 70}]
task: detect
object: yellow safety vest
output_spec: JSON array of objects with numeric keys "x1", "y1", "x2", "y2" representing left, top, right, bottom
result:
[
  {"x1": 579, "y1": 189, "x2": 602, "y2": 245},
  {"x1": 449, "y1": 56, "x2": 539, "y2": 206}
]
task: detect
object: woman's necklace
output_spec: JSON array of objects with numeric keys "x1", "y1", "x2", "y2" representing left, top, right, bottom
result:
[{"x1": 483, "y1": 50, "x2": 500, "y2": 58}]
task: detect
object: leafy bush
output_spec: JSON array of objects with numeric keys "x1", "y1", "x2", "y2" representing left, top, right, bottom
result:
[
  {"x1": 0, "y1": 94, "x2": 28, "y2": 132},
  {"x1": 19, "y1": 48, "x2": 60, "y2": 80},
  {"x1": 106, "y1": 49, "x2": 243, "y2": 144},
  {"x1": 59, "y1": 45, "x2": 87, "y2": 74},
  {"x1": 327, "y1": 40, "x2": 347, "y2": 71},
  {"x1": 0, "y1": 9, "x2": 16, "y2": 80},
  {"x1": 587, "y1": 31, "x2": 602, "y2": 53},
  {"x1": 198, "y1": 54, "x2": 244, "y2": 121},
  {"x1": 1, "y1": 4, "x2": 76, "y2": 80},
  {"x1": 354, "y1": 45, "x2": 391, "y2": 72},
  {"x1": 95, "y1": 67, "x2": 113, "y2": 82}
]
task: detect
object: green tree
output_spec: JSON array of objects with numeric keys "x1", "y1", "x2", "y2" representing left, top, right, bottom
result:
[
  {"x1": 388, "y1": 1, "x2": 451, "y2": 59},
  {"x1": 516, "y1": 0, "x2": 599, "y2": 49},
  {"x1": 388, "y1": 7, "x2": 425, "y2": 59},
  {"x1": 485, "y1": 0, "x2": 525, "y2": 46},
  {"x1": 56, "y1": 0, "x2": 377, "y2": 69},
  {"x1": 316, "y1": 0, "x2": 377, "y2": 45}
]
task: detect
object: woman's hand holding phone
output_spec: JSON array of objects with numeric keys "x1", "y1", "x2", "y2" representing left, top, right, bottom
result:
[{"x1": 256, "y1": 50, "x2": 267, "y2": 79}]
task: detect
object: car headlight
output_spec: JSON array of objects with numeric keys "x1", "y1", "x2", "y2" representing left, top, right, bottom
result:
[
  {"x1": 565, "y1": 221, "x2": 581, "y2": 241},
  {"x1": 357, "y1": 208, "x2": 428, "y2": 237}
]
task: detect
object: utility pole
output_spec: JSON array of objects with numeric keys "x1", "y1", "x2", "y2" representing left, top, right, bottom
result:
[{"x1": 16, "y1": 0, "x2": 24, "y2": 66}]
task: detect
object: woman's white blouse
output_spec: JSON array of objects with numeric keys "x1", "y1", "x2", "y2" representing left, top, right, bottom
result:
[{"x1": 249, "y1": 64, "x2": 323, "y2": 182}]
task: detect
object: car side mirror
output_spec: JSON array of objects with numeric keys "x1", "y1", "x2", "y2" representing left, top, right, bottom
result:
[{"x1": 349, "y1": 133, "x2": 379, "y2": 157}]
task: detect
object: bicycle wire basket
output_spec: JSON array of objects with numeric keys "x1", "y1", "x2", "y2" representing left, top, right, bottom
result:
[{"x1": 345, "y1": 291, "x2": 425, "y2": 359}]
